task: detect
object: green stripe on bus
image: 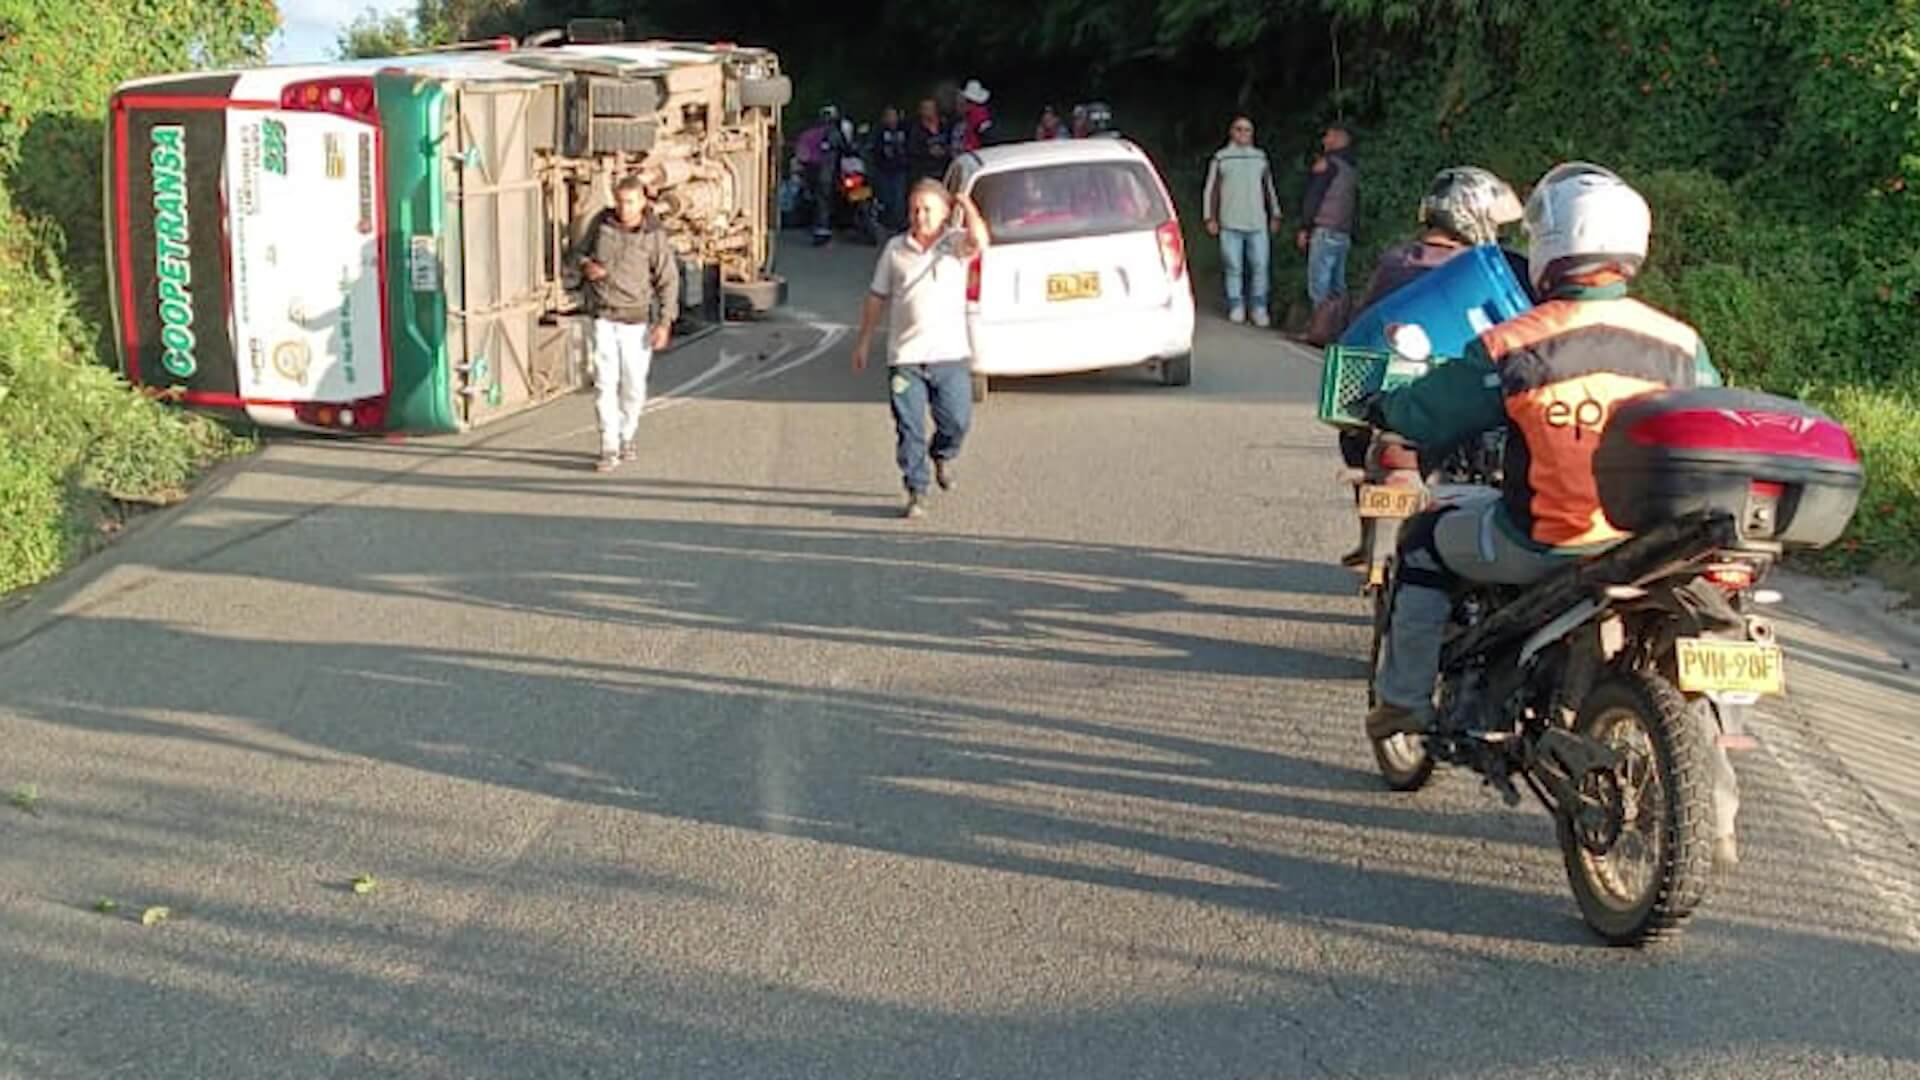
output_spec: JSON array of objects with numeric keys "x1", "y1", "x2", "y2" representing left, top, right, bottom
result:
[{"x1": 376, "y1": 72, "x2": 459, "y2": 434}]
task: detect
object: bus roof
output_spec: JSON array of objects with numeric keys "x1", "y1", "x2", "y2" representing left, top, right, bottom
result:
[{"x1": 113, "y1": 40, "x2": 771, "y2": 92}]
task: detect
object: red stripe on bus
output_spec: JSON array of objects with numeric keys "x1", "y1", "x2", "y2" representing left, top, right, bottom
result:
[
  {"x1": 113, "y1": 102, "x2": 140, "y2": 384},
  {"x1": 180, "y1": 391, "x2": 297, "y2": 409},
  {"x1": 117, "y1": 95, "x2": 277, "y2": 112}
]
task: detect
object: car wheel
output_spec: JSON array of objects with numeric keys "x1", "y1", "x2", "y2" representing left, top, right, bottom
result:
[
  {"x1": 970, "y1": 373, "x2": 989, "y2": 403},
  {"x1": 1160, "y1": 352, "x2": 1192, "y2": 387}
]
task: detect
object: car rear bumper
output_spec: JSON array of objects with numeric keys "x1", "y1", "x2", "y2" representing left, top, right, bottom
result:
[{"x1": 967, "y1": 293, "x2": 1195, "y2": 377}]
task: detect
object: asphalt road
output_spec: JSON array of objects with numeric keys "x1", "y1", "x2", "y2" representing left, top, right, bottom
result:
[{"x1": 2, "y1": 239, "x2": 1916, "y2": 1080}]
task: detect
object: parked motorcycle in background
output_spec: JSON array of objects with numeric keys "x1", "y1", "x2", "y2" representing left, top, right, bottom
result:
[{"x1": 836, "y1": 151, "x2": 887, "y2": 246}]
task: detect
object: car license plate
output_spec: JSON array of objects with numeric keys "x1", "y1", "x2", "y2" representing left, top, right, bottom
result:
[
  {"x1": 1047, "y1": 272, "x2": 1101, "y2": 302},
  {"x1": 847, "y1": 187, "x2": 872, "y2": 202},
  {"x1": 1675, "y1": 638, "x2": 1786, "y2": 695},
  {"x1": 1357, "y1": 484, "x2": 1427, "y2": 519}
]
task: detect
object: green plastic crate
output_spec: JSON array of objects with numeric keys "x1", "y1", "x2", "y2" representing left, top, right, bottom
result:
[{"x1": 1316, "y1": 344, "x2": 1454, "y2": 428}]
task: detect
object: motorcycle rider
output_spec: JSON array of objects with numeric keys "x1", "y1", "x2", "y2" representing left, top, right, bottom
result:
[
  {"x1": 1363, "y1": 162, "x2": 1743, "y2": 867},
  {"x1": 1339, "y1": 166, "x2": 1525, "y2": 567},
  {"x1": 1353, "y1": 166, "x2": 1525, "y2": 314},
  {"x1": 812, "y1": 104, "x2": 856, "y2": 246}
]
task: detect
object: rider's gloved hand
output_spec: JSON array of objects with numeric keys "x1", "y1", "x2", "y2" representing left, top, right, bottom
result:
[{"x1": 1353, "y1": 391, "x2": 1392, "y2": 430}]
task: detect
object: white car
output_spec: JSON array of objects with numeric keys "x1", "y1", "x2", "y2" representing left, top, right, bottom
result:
[{"x1": 945, "y1": 138, "x2": 1196, "y2": 399}]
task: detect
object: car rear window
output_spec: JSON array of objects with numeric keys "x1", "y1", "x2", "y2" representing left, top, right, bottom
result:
[{"x1": 971, "y1": 161, "x2": 1171, "y2": 245}]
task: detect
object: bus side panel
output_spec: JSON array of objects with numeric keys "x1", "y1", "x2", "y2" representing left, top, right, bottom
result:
[
  {"x1": 376, "y1": 72, "x2": 461, "y2": 435},
  {"x1": 110, "y1": 82, "x2": 244, "y2": 402}
]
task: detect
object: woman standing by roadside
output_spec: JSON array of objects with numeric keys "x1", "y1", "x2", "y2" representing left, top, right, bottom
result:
[{"x1": 851, "y1": 180, "x2": 991, "y2": 519}]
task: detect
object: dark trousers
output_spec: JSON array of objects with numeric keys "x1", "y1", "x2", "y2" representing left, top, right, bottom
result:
[
  {"x1": 876, "y1": 170, "x2": 909, "y2": 230},
  {"x1": 890, "y1": 361, "x2": 972, "y2": 493}
]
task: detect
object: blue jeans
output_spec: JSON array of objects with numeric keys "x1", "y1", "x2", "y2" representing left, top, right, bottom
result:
[
  {"x1": 890, "y1": 361, "x2": 973, "y2": 493},
  {"x1": 1307, "y1": 226, "x2": 1351, "y2": 307},
  {"x1": 1219, "y1": 228, "x2": 1270, "y2": 310}
]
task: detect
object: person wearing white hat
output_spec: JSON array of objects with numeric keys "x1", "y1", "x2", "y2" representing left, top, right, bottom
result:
[{"x1": 957, "y1": 78, "x2": 995, "y2": 151}]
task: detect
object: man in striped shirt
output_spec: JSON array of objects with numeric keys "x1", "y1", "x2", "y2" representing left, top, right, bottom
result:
[{"x1": 1203, "y1": 116, "x2": 1284, "y2": 326}]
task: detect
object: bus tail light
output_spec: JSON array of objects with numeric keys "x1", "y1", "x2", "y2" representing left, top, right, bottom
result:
[
  {"x1": 280, "y1": 78, "x2": 378, "y2": 124},
  {"x1": 294, "y1": 399, "x2": 387, "y2": 433}
]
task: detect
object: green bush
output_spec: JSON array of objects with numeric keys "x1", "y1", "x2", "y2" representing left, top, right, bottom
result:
[{"x1": 0, "y1": 2, "x2": 273, "y2": 596}]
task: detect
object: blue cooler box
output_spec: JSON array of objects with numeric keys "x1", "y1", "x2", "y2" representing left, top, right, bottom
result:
[{"x1": 1338, "y1": 245, "x2": 1533, "y2": 357}]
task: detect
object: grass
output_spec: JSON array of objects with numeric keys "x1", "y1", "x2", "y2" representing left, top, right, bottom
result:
[{"x1": 0, "y1": 195, "x2": 250, "y2": 597}]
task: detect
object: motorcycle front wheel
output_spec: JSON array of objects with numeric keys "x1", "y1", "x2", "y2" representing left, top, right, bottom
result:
[
  {"x1": 1366, "y1": 556, "x2": 1434, "y2": 791},
  {"x1": 1559, "y1": 672, "x2": 1715, "y2": 946}
]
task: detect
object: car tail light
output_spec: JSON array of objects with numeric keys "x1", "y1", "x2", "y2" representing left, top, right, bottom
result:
[
  {"x1": 280, "y1": 77, "x2": 378, "y2": 124},
  {"x1": 966, "y1": 254, "x2": 981, "y2": 302},
  {"x1": 841, "y1": 172, "x2": 861, "y2": 192},
  {"x1": 1156, "y1": 220, "x2": 1185, "y2": 281}
]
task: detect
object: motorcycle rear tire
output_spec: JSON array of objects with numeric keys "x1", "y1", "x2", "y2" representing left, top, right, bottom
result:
[
  {"x1": 1367, "y1": 560, "x2": 1435, "y2": 791},
  {"x1": 1559, "y1": 672, "x2": 1715, "y2": 946}
]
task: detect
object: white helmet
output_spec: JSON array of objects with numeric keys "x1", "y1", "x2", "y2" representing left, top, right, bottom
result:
[{"x1": 1522, "y1": 162, "x2": 1650, "y2": 292}]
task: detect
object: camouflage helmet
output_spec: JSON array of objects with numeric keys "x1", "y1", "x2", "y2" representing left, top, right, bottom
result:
[{"x1": 1418, "y1": 166, "x2": 1523, "y2": 246}]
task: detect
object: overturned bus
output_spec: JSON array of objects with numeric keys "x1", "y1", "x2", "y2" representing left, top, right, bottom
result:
[{"x1": 106, "y1": 26, "x2": 791, "y2": 434}]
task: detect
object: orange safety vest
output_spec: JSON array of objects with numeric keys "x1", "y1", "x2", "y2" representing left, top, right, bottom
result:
[{"x1": 1481, "y1": 297, "x2": 1704, "y2": 549}]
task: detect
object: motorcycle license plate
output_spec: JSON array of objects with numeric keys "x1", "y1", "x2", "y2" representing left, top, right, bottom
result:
[
  {"x1": 847, "y1": 187, "x2": 872, "y2": 202},
  {"x1": 1357, "y1": 484, "x2": 1427, "y2": 519},
  {"x1": 1675, "y1": 638, "x2": 1786, "y2": 695},
  {"x1": 1047, "y1": 272, "x2": 1101, "y2": 302}
]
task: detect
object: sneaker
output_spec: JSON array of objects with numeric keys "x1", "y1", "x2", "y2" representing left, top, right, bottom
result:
[
  {"x1": 1228, "y1": 305, "x2": 1247, "y2": 324},
  {"x1": 594, "y1": 452, "x2": 619, "y2": 473},
  {"x1": 934, "y1": 459, "x2": 956, "y2": 492},
  {"x1": 1252, "y1": 307, "x2": 1272, "y2": 328},
  {"x1": 1366, "y1": 702, "x2": 1432, "y2": 740},
  {"x1": 902, "y1": 493, "x2": 928, "y2": 519},
  {"x1": 619, "y1": 440, "x2": 637, "y2": 462}
]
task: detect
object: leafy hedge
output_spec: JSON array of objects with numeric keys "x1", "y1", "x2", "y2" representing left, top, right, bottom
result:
[
  {"x1": 1324, "y1": 1, "x2": 1920, "y2": 572},
  {"x1": 0, "y1": 2, "x2": 276, "y2": 595}
]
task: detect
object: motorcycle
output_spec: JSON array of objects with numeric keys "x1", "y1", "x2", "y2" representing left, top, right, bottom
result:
[
  {"x1": 836, "y1": 153, "x2": 888, "y2": 246},
  {"x1": 1356, "y1": 323, "x2": 1865, "y2": 945}
]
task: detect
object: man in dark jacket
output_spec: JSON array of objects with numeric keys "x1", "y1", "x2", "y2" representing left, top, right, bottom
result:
[
  {"x1": 907, "y1": 97, "x2": 951, "y2": 183},
  {"x1": 870, "y1": 105, "x2": 912, "y2": 230},
  {"x1": 570, "y1": 176, "x2": 680, "y2": 472},
  {"x1": 1296, "y1": 126, "x2": 1358, "y2": 311}
]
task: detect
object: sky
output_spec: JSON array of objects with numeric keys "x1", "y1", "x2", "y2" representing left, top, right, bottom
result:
[{"x1": 271, "y1": 0, "x2": 415, "y2": 64}]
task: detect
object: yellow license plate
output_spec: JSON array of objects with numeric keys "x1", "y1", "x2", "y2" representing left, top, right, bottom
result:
[
  {"x1": 847, "y1": 187, "x2": 872, "y2": 202},
  {"x1": 1676, "y1": 638, "x2": 1786, "y2": 695},
  {"x1": 1047, "y1": 272, "x2": 1101, "y2": 302},
  {"x1": 1357, "y1": 484, "x2": 1427, "y2": 519}
]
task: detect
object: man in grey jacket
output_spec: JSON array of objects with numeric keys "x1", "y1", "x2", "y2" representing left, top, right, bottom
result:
[
  {"x1": 1203, "y1": 116, "x2": 1284, "y2": 326},
  {"x1": 572, "y1": 176, "x2": 680, "y2": 472}
]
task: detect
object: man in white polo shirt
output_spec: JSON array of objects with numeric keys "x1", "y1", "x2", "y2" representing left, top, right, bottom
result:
[{"x1": 852, "y1": 179, "x2": 991, "y2": 518}]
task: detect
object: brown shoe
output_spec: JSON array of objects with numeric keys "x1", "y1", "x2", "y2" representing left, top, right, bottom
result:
[
  {"x1": 1366, "y1": 702, "x2": 1431, "y2": 740},
  {"x1": 934, "y1": 459, "x2": 956, "y2": 492}
]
